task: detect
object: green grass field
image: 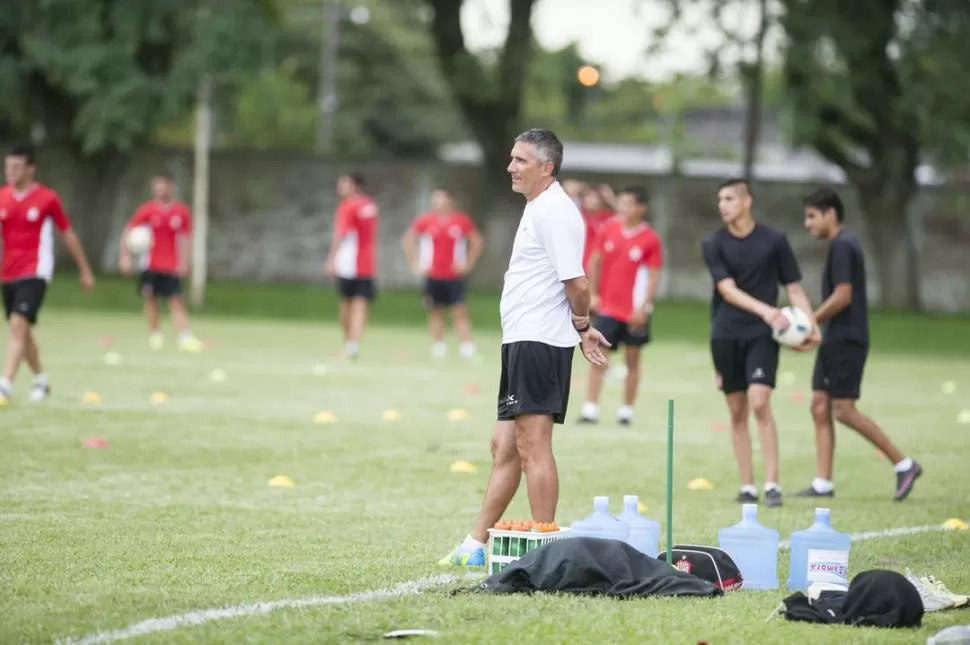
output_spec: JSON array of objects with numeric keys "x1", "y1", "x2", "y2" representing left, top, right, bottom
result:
[{"x1": 3, "y1": 278, "x2": 970, "y2": 644}]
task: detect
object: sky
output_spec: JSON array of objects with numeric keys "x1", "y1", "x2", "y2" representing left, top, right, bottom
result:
[{"x1": 460, "y1": 0, "x2": 778, "y2": 83}]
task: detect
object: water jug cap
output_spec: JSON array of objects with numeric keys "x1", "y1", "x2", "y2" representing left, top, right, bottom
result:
[
  {"x1": 816, "y1": 507, "x2": 831, "y2": 515},
  {"x1": 594, "y1": 496, "x2": 609, "y2": 506},
  {"x1": 623, "y1": 494, "x2": 638, "y2": 506},
  {"x1": 742, "y1": 503, "x2": 757, "y2": 514}
]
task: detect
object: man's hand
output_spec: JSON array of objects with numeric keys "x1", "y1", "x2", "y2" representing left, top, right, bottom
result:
[
  {"x1": 324, "y1": 258, "x2": 335, "y2": 276},
  {"x1": 118, "y1": 252, "x2": 132, "y2": 276},
  {"x1": 177, "y1": 264, "x2": 189, "y2": 279},
  {"x1": 79, "y1": 269, "x2": 95, "y2": 291},
  {"x1": 762, "y1": 307, "x2": 787, "y2": 331},
  {"x1": 628, "y1": 305, "x2": 651, "y2": 332},
  {"x1": 792, "y1": 324, "x2": 822, "y2": 353},
  {"x1": 579, "y1": 327, "x2": 610, "y2": 366},
  {"x1": 452, "y1": 261, "x2": 469, "y2": 276}
]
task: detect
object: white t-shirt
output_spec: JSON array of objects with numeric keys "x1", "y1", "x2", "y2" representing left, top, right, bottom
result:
[{"x1": 500, "y1": 181, "x2": 586, "y2": 347}]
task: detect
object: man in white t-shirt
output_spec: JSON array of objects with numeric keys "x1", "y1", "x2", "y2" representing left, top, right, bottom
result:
[{"x1": 439, "y1": 128, "x2": 610, "y2": 568}]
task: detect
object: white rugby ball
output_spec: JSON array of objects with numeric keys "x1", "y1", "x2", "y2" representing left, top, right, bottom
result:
[
  {"x1": 125, "y1": 225, "x2": 153, "y2": 254},
  {"x1": 772, "y1": 306, "x2": 813, "y2": 347}
]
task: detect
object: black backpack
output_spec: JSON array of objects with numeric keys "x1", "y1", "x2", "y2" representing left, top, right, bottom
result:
[{"x1": 656, "y1": 544, "x2": 743, "y2": 591}]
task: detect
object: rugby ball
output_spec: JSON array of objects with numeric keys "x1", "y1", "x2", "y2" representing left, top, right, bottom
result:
[
  {"x1": 772, "y1": 306, "x2": 813, "y2": 347},
  {"x1": 125, "y1": 226, "x2": 153, "y2": 254}
]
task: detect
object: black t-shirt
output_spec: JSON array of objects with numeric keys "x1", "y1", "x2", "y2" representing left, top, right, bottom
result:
[
  {"x1": 701, "y1": 223, "x2": 802, "y2": 340},
  {"x1": 821, "y1": 229, "x2": 869, "y2": 345}
]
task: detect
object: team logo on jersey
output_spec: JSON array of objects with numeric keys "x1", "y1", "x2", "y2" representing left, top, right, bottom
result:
[
  {"x1": 171, "y1": 215, "x2": 183, "y2": 229},
  {"x1": 628, "y1": 247, "x2": 642, "y2": 262},
  {"x1": 449, "y1": 225, "x2": 462, "y2": 238},
  {"x1": 359, "y1": 203, "x2": 378, "y2": 218},
  {"x1": 27, "y1": 207, "x2": 39, "y2": 221},
  {"x1": 604, "y1": 240, "x2": 615, "y2": 252}
]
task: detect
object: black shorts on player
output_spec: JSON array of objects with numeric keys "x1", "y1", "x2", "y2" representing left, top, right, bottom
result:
[
  {"x1": 2, "y1": 278, "x2": 47, "y2": 325},
  {"x1": 138, "y1": 271, "x2": 182, "y2": 299},
  {"x1": 423, "y1": 278, "x2": 464, "y2": 308},
  {"x1": 812, "y1": 341, "x2": 868, "y2": 400},
  {"x1": 337, "y1": 277, "x2": 376, "y2": 301},
  {"x1": 496, "y1": 341, "x2": 574, "y2": 424},
  {"x1": 594, "y1": 314, "x2": 650, "y2": 351},
  {"x1": 710, "y1": 336, "x2": 779, "y2": 394}
]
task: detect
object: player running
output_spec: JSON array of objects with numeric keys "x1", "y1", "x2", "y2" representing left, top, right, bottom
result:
[
  {"x1": 701, "y1": 178, "x2": 819, "y2": 507},
  {"x1": 118, "y1": 173, "x2": 202, "y2": 352},
  {"x1": 798, "y1": 187, "x2": 922, "y2": 501},
  {"x1": 325, "y1": 173, "x2": 378, "y2": 360},
  {"x1": 578, "y1": 186, "x2": 664, "y2": 426},
  {"x1": 0, "y1": 145, "x2": 95, "y2": 403},
  {"x1": 401, "y1": 188, "x2": 483, "y2": 359}
]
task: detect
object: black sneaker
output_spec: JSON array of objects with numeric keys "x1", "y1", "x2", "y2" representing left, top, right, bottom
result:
[
  {"x1": 617, "y1": 418, "x2": 632, "y2": 427},
  {"x1": 577, "y1": 416, "x2": 598, "y2": 425},
  {"x1": 765, "y1": 488, "x2": 784, "y2": 507},
  {"x1": 894, "y1": 461, "x2": 922, "y2": 501},
  {"x1": 735, "y1": 490, "x2": 758, "y2": 503},
  {"x1": 795, "y1": 486, "x2": 835, "y2": 498}
]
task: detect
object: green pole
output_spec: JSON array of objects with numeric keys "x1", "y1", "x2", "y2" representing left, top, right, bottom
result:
[{"x1": 666, "y1": 398, "x2": 674, "y2": 565}]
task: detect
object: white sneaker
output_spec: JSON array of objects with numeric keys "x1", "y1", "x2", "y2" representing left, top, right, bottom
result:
[
  {"x1": 905, "y1": 568, "x2": 956, "y2": 612},
  {"x1": 149, "y1": 333, "x2": 164, "y2": 351},
  {"x1": 431, "y1": 342, "x2": 447, "y2": 359},
  {"x1": 458, "y1": 342, "x2": 476, "y2": 359},
  {"x1": 28, "y1": 383, "x2": 50, "y2": 402}
]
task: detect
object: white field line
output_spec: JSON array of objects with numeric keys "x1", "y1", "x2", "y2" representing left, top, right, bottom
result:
[{"x1": 55, "y1": 523, "x2": 963, "y2": 645}]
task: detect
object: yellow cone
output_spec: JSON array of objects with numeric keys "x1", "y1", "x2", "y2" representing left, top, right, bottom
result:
[
  {"x1": 638, "y1": 501, "x2": 648, "y2": 514},
  {"x1": 383, "y1": 409, "x2": 400, "y2": 421},
  {"x1": 0, "y1": 395, "x2": 7, "y2": 406},
  {"x1": 208, "y1": 369, "x2": 227, "y2": 383},
  {"x1": 82, "y1": 391, "x2": 102, "y2": 404},
  {"x1": 268, "y1": 475, "x2": 295, "y2": 488},
  {"x1": 942, "y1": 380, "x2": 957, "y2": 395},
  {"x1": 450, "y1": 460, "x2": 477, "y2": 473},
  {"x1": 943, "y1": 518, "x2": 968, "y2": 531},
  {"x1": 313, "y1": 410, "x2": 337, "y2": 424},
  {"x1": 150, "y1": 392, "x2": 169, "y2": 406},
  {"x1": 447, "y1": 408, "x2": 468, "y2": 421},
  {"x1": 957, "y1": 410, "x2": 970, "y2": 425},
  {"x1": 687, "y1": 478, "x2": 714, "y2": 491}
]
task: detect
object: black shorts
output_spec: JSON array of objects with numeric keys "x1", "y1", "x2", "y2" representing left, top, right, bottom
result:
[
  {"x1": 711, "y1": 335, "x2": 779, "y2": 394},
  {"x1": 423, "y1": 278, "x2": 464, "y2": 308},
  {"x1": 595, "y1": 314, "x2": 650, "y2": 351},
  {"x1": 497, "y1": 341, "x2": 575, "y2": 424},
  {"x1": 812, "y1": 341, "x2": 869, "y2": 400},
  {"x1": 2, "y1": 278, "x2": 48, "y2": 325},
  {"x1": 337, "y1": 277, "x2": 376, "y2": 301},
  {"x1": 139, "y1": 271, "x2": 182, "y2": 299}
]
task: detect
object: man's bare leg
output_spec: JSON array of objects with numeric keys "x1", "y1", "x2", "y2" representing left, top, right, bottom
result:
[
  {"x1": 579, "y1": 362, "x2": 608, "y2": 422},
  {"x1": 0, "y1": 313, "x2": 29, "y2": 396},
  {"x1": 428, "y1": 307, "x2": 446, "y2": 357},
  {"x1": 451, "y1": 304, "x2": 476, "y2": 358},
  {"x1": 23, "y1": 328, "x2": 50, "y2": 400},
  {"x1": 469, "y1": 420, "x2": 521, "y2": 542},
  {"x1": 810, "y1": 391, "x2": 835, "y2": 481},
  {"x1": 515, "y1": 413, "x2": 557, "y2": 522},
  {"x1": 726, "y1": 392, "x2": 754, "y2": 489},
  {"x1": 617, "y1": 345, "x2": 641, "y2": 424},
  {"x1": 748, "y1": 383, "x2": 783, "y2": 505}
]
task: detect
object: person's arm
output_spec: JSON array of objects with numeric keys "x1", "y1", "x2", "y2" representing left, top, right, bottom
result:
[
  {"x1": 586, "y1": 250, "x2": 602, "y2": 311},
  {"x1": 463, "y1": 227, "x2": 484, "y2": 273},
  {"x1": 776, "y1": 232, "x2": 820, "y2": 349},
  {"x1": 401, "y1": 218, "x2": 421, "y2": 273},
  {"x1": 325, "y1": 205, "x2": 351, "y2": 274},
  {"x1": 814, "y1": 239, "x2": 853, "y2": 323},
  {"x1": 51, "y1": 197, "x2": 94, "y2": 289},
  {"x1": 702, "y1": 237, "x2": 780, "y2": 324}
]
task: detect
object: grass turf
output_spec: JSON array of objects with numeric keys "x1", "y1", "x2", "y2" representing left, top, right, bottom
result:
[{"x1": 2, "y1": 281, "x2": 969, "y2": 643}]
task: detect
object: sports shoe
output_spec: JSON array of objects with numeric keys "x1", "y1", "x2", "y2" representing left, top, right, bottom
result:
[
  {"x1": 149, "y1": 333, "x2": 164, "y2": 351},
  {"x1": 894, "y1": 461, "x2": 922, "y2": 501},
  {"x1": 178, "y1": 335, "x2": 204, "y2": 353},
  {"x1": 917, "y1": 571, "x2": 970, "y2": 609},
  {"x1": 27, "y1": 383, "x2": 50, "y2": 402},
  {"x1": 617, "y1": 417, "x2": 632, "y2": 427},
  {"x1": 795, "y1": 486, "x2": 835, "y2": 498},
  {"x1": 764, "y1": 488, "x2": 784, "y2": 507},
  {"x1": 438, "y1": 544, "x2": 485, "y2": 569},
  {"x1": 577, "y1": 416, "x2": 598, "y2": 425},
  {"x1": 905, "y1": 569, "x2": 958, "y2": 612},
  {"x1": 735, "y1": 490, "x2": 758, "y2": 503}
]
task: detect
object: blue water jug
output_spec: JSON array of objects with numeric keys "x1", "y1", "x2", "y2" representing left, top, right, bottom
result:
[
  {"x1": 569, "y1": 496, "x2": 630, "y2": 542},
  {"x1": 786, "y1": 507, "x2": 851, "y2": 591},
  {"x1": 615, "y1": 495, "x2": 660, "y2": 557},
  {"x1": 717, "y1": 503, "x2": 780, "y2": 590}
]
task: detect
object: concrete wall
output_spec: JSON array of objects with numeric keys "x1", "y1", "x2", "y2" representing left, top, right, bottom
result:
[{"x1": 34, "y1": 147, "x2": 970, "y2": 312}]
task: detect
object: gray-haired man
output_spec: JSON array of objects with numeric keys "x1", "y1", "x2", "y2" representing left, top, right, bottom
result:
[{"x1": 439, "y1": 128, "x2": 610, "y2": 568}]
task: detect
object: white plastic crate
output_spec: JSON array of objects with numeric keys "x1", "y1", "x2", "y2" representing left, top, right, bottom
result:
[{"x1": 486, "y1": 527, "x2": 572, "y2": 575}]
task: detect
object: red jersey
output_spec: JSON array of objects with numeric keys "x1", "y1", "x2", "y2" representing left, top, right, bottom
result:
[
  {"x1": 582, "y1": 208, "x2": 614, "y2": 271},
  {"x1": 409, "y1": 210, "x2": 478, "y2": 281},
  {"x1": 334, "y1": 194, "x2": 378, "y2": 279},
  {"x1": 0, "y1": 183, "x2": 72, "y2": 283},
  {"x1": 127, "y1": 200, "x2": 192, "y2": 274},
  {"x1": 595, "y1": 218, "x2": 664, "y2": 323}
]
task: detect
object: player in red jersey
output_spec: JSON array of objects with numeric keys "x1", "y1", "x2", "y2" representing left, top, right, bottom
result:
[
  {"x1": 325, "y1": 173, "x2": 378, "y2": 359},
  {"x1": 578, "y1": 186, "x2": 664, "y2": 426},
  {"x1": 0, "y1": 145, "x2": 95, "y2": 403},
  {"x1": 118, "y1": 173, "x2": 201, "y2": 352},
  {"x1": 401, "y1": 188, "x2": 483, "y2": 359},
  {"x1": 580, "y1": 186, "x2": 616, "y2": 277}
]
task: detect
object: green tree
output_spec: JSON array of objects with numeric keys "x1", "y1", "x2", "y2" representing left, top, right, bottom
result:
[
  {"x1": 781, "y1": 0, "x2": 970, "y2": 309},
  {"x1": 232, "y1": 58, "x2": 318, "y2": 150}
]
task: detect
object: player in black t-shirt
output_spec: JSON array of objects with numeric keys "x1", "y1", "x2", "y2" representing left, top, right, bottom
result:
[
  {"x1": 701, "y1": 178, "x2": 819, "y2": 507},
  {"x1": 798, "y1": 187, "x2": 922, "y2": 501}
]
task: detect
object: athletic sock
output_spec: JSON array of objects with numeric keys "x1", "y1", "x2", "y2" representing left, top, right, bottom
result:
[
  {"x1": 459, "y1": 341, "x2": 476, "y2": 359},
  {"x1": 345, "y1": 341, "x2": 360, "y2": 357},
  {"x1": 581, "y1": 401, "x2": 599, "y2": 420},
  {"x1": 459, "y1": 534, "x2": 486, "y2": 554},
  {"x1": 893, "y1": 457, "x2": 914, "y2": 473},
  {"x1": 617, "y1": 405, "x2": 634, "y2": 422},
  {"x1": 740, "y1": 484, "x2": 758, "y2": 496},
  {"x1": 812, "y1": 477, "x2": 834, "y2": 493},
  {"x1": 764, "y1": 482, "x2": 782, "y2": 493},
  {"x1": 0, "y1": 376, "x2": 11, "y2": 394},
  {"x1": 179, "y1": 330, "x2": 194, "y2": 341},
  {"x1": 432, "y1": 341, "x2": 447, "y2": 358},
  {"x1": 33, "y1": 373, "x2": 49, "y2": 387}
]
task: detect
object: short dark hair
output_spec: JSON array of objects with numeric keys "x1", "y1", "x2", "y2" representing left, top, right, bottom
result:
[
  {"x1": 154, "y1": 171, "x2": 174, "y2": 182},
  {"x1": 717, "y1": 177, "x2": 752, "y2": 199},
  {"x1": 618, "y1": 185, "x2": 649, "y2": 205},
  {"x1": 803, "y1": 186, "x2": 845, "y2": 222},
  {"x1": 341, "y1": 173, "x2": 364, "y2": 188},
  {"x1": 514, "y1": 128, "x2": 564, "y2": 176},
  {"x1": 7, "y1": 144, "x2": 36, "y2": 165}
]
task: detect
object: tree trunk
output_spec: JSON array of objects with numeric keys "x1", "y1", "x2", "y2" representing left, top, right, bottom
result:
[
  {"x1": 857, "y1": 183, "x2": 922, "y2": 310},
  {"x1": 741, "y1": 0, "x2": 769, "y2": 180}
]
